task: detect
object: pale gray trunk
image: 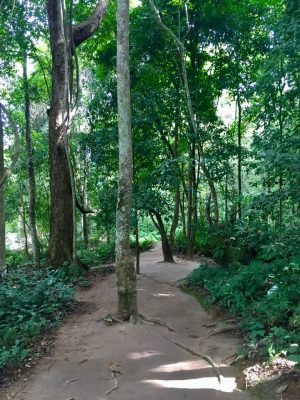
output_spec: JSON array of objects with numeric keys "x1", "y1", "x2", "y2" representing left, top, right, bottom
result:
[
  {"x1": 0, "y1": 107, "x2": 6, "y2": 273},
  {"x1": 115, "y1": 0, "x2": 138, "y2": 321},
  {"x1": 24, "y1": 52, "x2": 40, "y2": 267}
]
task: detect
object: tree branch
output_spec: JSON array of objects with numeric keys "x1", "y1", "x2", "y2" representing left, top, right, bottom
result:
[{"x1": 73, "y1": 0, "x2": 110, "y2": 48}]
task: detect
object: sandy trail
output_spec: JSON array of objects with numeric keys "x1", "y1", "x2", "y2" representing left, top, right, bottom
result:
[{"x1": 2, "y1": 244, "x2": 253, "y2": 400}]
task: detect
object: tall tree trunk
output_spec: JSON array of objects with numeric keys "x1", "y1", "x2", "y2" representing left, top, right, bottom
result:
[
  {"x1": 225, "y1": 161, "x2": 229, "y2": 223},
  {"x1": 135, "y1": 208, "x2": 140, "y2": 274},
  {"x1": 47, "y1": 0, "x2": 73, "y2": 266},
  {"x1": 115, "y1": 0, "x2": 138, "y2": 321},
  {"x1": 82, "y1": 158, "x2": 89, "y2": 249},
  {"x1": 237, "y1": 92, "x2": 242, "y2": 220},
  {"x1": 46, "y1": 0, "x2": 109, "y2": 266},
  {"x1": 0, "y1": 108, "x2": 6, "y2": 274},
  {"x1": 147, "y1": 0, "x2": 219, "y2": 224},
  {"x1": 187, "y1": 143, "x2": 196, "y2": 257},
  {"x1": 278, "y1": 59, "x2": 284, "y2": 226},
  {"x1": 23, "y1": 52, "x2": 40, "y2": 267}
]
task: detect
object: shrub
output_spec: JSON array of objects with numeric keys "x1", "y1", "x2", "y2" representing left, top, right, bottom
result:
[
  {"x1": 185, "y1": 258, "x2": 300, "y2": 359},
  {"x1": 0, "y1": 268, "x2": 74, "y2": 368},
  {"x1": 78, "y1": 242, "x2": 115, "y2": 266}
]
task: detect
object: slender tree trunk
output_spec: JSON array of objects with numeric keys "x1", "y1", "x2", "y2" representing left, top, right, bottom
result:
[
  {"x1": 169, "y1": 187, "x2": 180, "y2": 247},
  {"x1": 82, "y1": 159, "x2": 89, "y2": 249},
  {"x1": 187, "y1": 144, "x2": 196, "y2": 257},
  {"x1": 0, "y1": 108, "x2": 6, "y2": 273},
  {"x1": 179, "y1": 192, "x2": 187, "y2": 239},
  {"x1": 135, "y1": 208, "x2": 140, "y2": 274},
  {"x1": 115, "y1": 0, "x2": 138, "y2": 321},
  {"x1": 23, "y1": 52, "x2": 40, "y2": 267},
  {"x1": 225, "y1": 162, "x2": 229, "y2": 223},
  {"x1": 278, "y1": 61, "x2": 284, "y2": 226},
  {"x1": 237, "y1": 93, "x2": 242, "y2": 220},
  {"x1": 147, "y1": 0, "x2": 219, "y2": 225},
  {"x1": 150, "y1": 212, "x2": 174, "y2": 263},
  {"x1": 21, "y1": 200, "x2": 29, "y2": 257},
  {"x1": 205, "y1": 192, "x2": 212, "y2": 226}
]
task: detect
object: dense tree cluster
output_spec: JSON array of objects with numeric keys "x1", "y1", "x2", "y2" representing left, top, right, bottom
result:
[{"x1": 0, "y1": 0, "x2": 299, "y2": 366}]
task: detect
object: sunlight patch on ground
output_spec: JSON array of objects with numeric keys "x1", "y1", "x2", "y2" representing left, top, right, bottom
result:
[
  {"x1": 151, "y1": 359, "x2": 208, "y2": 372},
  {"x1": 153, "y1": 293, "x2": 175, "y2": 297},
  {"x1": 128, "y1": 351, "x2": 163, "y2": 360},
  {"x1": 143, "y1": 377, "x2": 237, "y2": 392}
]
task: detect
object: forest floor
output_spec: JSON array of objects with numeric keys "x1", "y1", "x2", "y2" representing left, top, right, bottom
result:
[{"x1": 0, "y1": 244, "x2": 298, "y2": 400}]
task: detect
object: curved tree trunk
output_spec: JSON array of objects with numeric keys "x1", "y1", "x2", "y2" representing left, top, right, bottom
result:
[{"x1": 115, "y1": 0, "x2": 138, "y2": 321}]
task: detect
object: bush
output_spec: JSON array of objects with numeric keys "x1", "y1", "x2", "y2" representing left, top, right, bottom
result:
[
  {"x1": 185, "y1": 258, "x2": 300, "y2": 359},
  {"x1": 0, "y1": 268, "x2": 75, "y2": 368},
  {"x1": 6, "y1": 250, "x2": 31, "y2": 268},
  {"x1": 78, "y1": 242, "x2": 115, "y2": 266}
]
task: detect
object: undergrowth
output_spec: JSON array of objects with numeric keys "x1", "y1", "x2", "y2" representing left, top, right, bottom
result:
[
  {"x1": 78, "y1": 238, "x2": 154, "y2": 266},
  {"x1": 0, "y1": 266, "x2": 77, "y2": 369},
  {"x1": 1, "y1": 238, "x2": 155, "y2": 370},
  {"x1": 185, "y1": 258, "x2": 300, "y2": 363}
]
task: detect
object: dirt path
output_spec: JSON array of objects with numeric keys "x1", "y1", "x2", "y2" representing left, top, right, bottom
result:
[{"x1": 1, "y1": 244, "x2": 254, "y2": 400}]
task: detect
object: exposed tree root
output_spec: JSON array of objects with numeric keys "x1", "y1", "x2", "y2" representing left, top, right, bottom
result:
[
  {"x1": 167, "y1": 338, "x2": 222, "y2": 383},
  {"x1": 208, "y1": 325, "x2": 237, "y2": 336},
  {"x1": 105, "y1": 377, "x2": 118, "y2": 395},
  {"x1": 139, "y1": 314, "x2": 175, "y2": 332},
  {"x1": 105, "y1": 363, "x2": 121, "y2": 395}
]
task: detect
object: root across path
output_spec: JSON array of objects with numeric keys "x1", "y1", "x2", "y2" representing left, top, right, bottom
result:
[{"x1": 1, "y1": 244, "x2": 254, "y2": 400}]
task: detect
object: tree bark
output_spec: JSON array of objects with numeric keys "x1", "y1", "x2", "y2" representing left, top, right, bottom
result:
[
  {"x1": 46, "y1": 0, "x2": 109, "y2": 266},
  {"x1": 24, "y1": 52, "x2": 40, "y2": 267},
  {"x1": 0, "y1": 107, "x2": 6, "y2": 274},
  {"x1": 115, "y1": 0, "x2": 138, "y2": 321}
]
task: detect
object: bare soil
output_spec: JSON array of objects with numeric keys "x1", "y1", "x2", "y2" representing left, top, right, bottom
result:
[{"x1": 0, "y1": 244, "x2": 297, "y2": 400}]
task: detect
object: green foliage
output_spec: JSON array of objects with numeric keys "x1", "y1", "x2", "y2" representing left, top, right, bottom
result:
[
  {"x1": 77, "y1": 237, "x2": 156, "y2": 267},
  {"x1": 6, "y1": 250, "x2": 31, "y2": 268},
  {"x1": 78, "y1": 242, "x2": 116, "y2": 266},
  {"x1": 0, "y1": 268, "x2": 74, "y2": 368},
  {"x1": 186, "y1": 258, "x2": 300, "y2": 359}
]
